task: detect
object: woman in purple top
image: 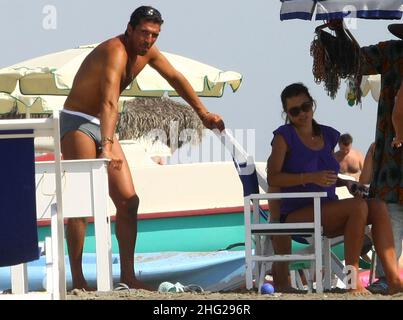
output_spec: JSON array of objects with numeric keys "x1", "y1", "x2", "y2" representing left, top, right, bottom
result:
[{"x1": 267, "y1": 83, "x2": 403, "y2": 294}]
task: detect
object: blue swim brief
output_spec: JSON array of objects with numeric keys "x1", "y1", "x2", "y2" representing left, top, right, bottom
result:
[{"x1": 59, "y1": 109, "x2": 102, "y2": 151}]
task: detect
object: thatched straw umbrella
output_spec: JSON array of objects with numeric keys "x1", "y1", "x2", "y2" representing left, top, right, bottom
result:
[{"x1": 117, "y1": 97, "x2": 204, "y2": 152}]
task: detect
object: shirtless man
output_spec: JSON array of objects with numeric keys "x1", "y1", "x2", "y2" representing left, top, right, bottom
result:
[
  {"x1": 334, "y1": 133, "x2": 364, "y2": 181},
  {"x1": 60, "y1": 6, "x2": 225, "y2": 290}
]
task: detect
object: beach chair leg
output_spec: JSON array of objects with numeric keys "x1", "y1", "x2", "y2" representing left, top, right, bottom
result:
[
  {"x1": 307, "y1": 265, "x2": 314, "y2": 293},
  {"x1": 11, "y1": 264, "x2": 28, "y2": 294},
  {"x1": 290, "y1": 270, "x2": 297, "y2": 289},
  {"x1": 323, "y1": 237, "x2": 332, "y2": 290},
  {"x1": 296, "y1": 270, "x2": 306, "y2": 290},
  {"x1": 369, "y1": 250, "x2": 377, "y2": 285},
  {"x1": 50, "y1": 203, "x2": 66, "y2": 300},
  {"x1": 244, "y1": 198, "x2": 254, "y2": 290},
  {"x1": 45, "y1": 237, "x2": 53, "y2": 293},
  {"x1": 91, "y1": 165, "x2": 113, "y2": 291},
  {"x1": 330, "y1": 251, "x2": 346, "y2": 288},
  {"x1": 252, "y1": 235, "x2": 263, "y2": 288},
  {"x1": 257, "y1": 262, "x2": 268, "y2": 293}
]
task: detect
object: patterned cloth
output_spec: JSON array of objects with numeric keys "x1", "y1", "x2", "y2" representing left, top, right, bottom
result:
[
  {"x1": 361, "y1": 40, "x2": 403, "y2": 204},
  {"x1": 271, "y1": 123, "x2": 340, "y2": 216}
]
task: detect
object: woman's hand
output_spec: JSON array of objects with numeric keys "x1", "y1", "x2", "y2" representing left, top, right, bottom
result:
[
  {"x1": 310, "y1": 170, "x2": 338, "y2": 188},
  {"x1": 100, "y1": 149, "x2": 123, "y2": 170}
]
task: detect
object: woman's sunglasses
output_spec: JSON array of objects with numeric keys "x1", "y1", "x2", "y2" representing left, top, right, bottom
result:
[{"x1": 287, "y1": 101, "x2": 313, "y2": 117}]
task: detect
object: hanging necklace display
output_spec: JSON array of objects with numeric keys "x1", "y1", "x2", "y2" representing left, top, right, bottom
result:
[{"x1": 310, "y1": 22, "x2": 362, "y2": 106}]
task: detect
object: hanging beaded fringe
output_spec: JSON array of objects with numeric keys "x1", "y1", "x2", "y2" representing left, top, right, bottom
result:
[{"x1": 310, "y1": 28, "x2": 362, "y2": 106}]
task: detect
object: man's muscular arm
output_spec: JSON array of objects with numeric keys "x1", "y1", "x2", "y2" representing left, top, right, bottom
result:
[
  {"x1": 148, "y1": 46, "x2": 225, "y2": 131},
  {"x1": 98, "y1": 46, "x2": 126, "y2": 169}
]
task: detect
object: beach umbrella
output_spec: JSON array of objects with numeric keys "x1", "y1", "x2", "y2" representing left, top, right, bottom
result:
[
  {"x1": 0, "y1": 44, "x2": 242, "y2": 115},
  {"x1": 280, "y1": 0, "x2": 403, "y2": 21},
  {"x1": 117, "y1": 97, "x2": 204, "y2": 151},
  {"x1": 0, "y1": 89, "x2": 131, "y2": 117},
  {"x1": 0, "y1": 91, "x2": 67, "y2": 117}
]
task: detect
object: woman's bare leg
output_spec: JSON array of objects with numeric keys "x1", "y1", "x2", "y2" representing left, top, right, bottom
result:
[
  {"x1": 285, "y1": 198, "x2": 369, "y2": 293},
  {"x1": 268, "y1": 194, "x2": 294, "y2": 291},
  {"x1": 271, "y1": 235, "x2": 293, "y2": 291}
]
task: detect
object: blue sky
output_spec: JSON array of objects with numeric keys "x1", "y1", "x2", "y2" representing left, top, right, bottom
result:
[{"x1": 0, "y1": 1, "x2": 394, "y2": 161}]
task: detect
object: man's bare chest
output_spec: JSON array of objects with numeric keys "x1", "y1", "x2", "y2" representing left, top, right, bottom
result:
[{"x1": 121, "y1": 59, "x2": 148, "y2": 91}]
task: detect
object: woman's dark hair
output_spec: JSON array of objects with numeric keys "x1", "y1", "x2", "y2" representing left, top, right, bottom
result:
[
  {"x1": 280, "y1": 82, "x2": 321, "y2": 137},
  {"x1": 129, "y1": 6, "x2": 164, "y2": 28}
]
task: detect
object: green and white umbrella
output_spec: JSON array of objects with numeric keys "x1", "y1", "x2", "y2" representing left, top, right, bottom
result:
[{"x1": 0, "y1": 44, "x2": 242, "y2": 115}]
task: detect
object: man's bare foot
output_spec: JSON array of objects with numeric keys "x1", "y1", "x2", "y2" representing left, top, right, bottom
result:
[
  {"x1": 120, "y1": 278, "x2": 154, "y2": 291},
  {"x1": 70, "y1": 282, "x2": 96, "y2": 292}
]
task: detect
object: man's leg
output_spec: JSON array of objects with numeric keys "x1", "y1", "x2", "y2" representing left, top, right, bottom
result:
[
  {"x1": 374, "y1": 204, "x2": 403, "y2": 274},
  {"x1": 286, "y1": 198, "x2": 369, "y2": 293},
  {"x1": 107, "y1": 140, "x2": 150, "y2": 289},
  {"x1": 61, "y1": 130, "x2": 97, "y2": 290},
  {"x1": 369, "y1": 203, "x2": 403, "y2": 293},
  {"x1": 387, "y1": 204, "x2": 403, "y2": 270},
  {"x1": 367, "y1": 201, "x2": 403, "y2": 294}
]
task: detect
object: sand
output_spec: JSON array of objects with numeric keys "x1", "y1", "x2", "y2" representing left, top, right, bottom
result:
[{"x1": 67, "y1": 288, "x2": 403, "y2": 300}]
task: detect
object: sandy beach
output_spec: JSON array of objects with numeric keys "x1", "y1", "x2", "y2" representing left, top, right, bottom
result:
[{"x1": 67, "y1": 288, "x2": 403, "y2": 300}]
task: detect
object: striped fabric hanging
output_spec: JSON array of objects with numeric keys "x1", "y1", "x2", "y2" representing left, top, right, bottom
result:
[{"x1": 280, "y1": 0, "x2": 403, "y2": 21}]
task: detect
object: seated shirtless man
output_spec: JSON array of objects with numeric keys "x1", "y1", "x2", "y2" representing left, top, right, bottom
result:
[
  {"x1": 60, "y1": 6, "x2": 225, "y2": 290},
  {"x1": 334, "y1": 133, "x2": 364, "y2": 181}
]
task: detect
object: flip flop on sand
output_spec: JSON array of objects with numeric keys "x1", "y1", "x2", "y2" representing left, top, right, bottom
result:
[
  {"x1": 114, "y1": 282, "x2": 131, "y2": 292},
  {"x1": 158, "y1": 282, "x2": 204, "y2": 293},
  {"x1": 183, "y1": 284, "x2": 204, "y2": 293}
]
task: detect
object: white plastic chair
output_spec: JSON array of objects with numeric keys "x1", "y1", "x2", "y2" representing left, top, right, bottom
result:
[
  {"x1": 217, "y1": 130, "x2": 329, "y2": 293},
  {"x1": 0, "y1": 111, "x2": 66, "y2": 300}
]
